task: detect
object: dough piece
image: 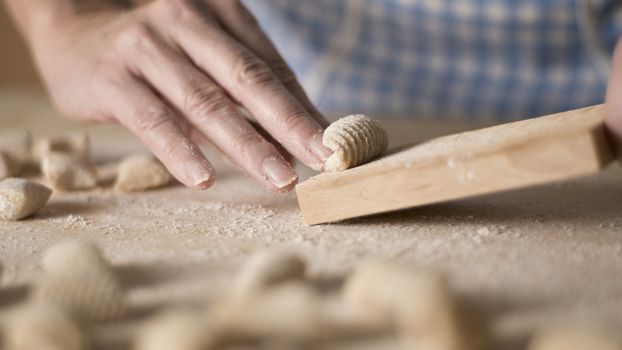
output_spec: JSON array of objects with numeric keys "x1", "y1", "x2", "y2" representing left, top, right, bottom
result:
[
  {"x1": 34, "y1": 240, "x2": 127, "y2": 322},
  {"x1": 342, "y1": 261, "x2": 488, "y2": 350},
  {"x1": 33, "y1": 133, "x2": 90, "y2": 162},
  {"x1": 0, "y1": 128, "x2": 33, "y2": 165},
  {"x1": 233, "y1": 249, "x2": 306, "y2": 300},
  {"x1": 323, "y1": 115, "x2": 388, "y2": 172},
  {"x1": 529, "y1": 327, "x2": 622, "y2": 350},
  {"x1": 0, "y1": 151, "x2": 21, "y2": 180},
  {"x1": 134, "y1": 309, "x2": 221, "y2": 350},
  {"x1": 0, "y1": 178, "x2": 52, "y2": 221},
  {"x1": 115, "y1": 154, "x2": 171, "y2": 192},
  {"x1": 4, "y1": 303, "x2": 85, "y2": 350},
  {"x1": 40, "y1": 152, "x2": 98, "y2": 191}
]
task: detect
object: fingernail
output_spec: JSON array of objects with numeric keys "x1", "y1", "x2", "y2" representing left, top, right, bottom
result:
[
  {"x1": 262, "y1": 157, "x2": 298, "y2": 189},
  {"x1": 185, "y1": 161, "x2": 214, "y2": 189},
  {"x1": 309, "y1": 133, "x2": 333, "y2": 162}
]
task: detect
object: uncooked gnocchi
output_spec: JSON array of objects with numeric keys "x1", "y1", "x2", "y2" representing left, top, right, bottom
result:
[
  {"x1": 0, "y1": 128, "x2": 33, "y2": 165},
  {"x1": 33, "y1": 133, "x2": 90, "y2": 162},
  {"x1": 40, "y1": 152, "x2": 99, "y2": 191},
  {"x1": 342, "y1": 261, "x2": 488, "y2": 350},
  {"x1": 0, "y1": 178, "x2": 52, "y2": 221},
  {"x1": 323, "y1": 115, "x2": 388, "y2": 172},
  {"x1": 0, "y1": 151, "x2": 21, "y2": 180},
  {"x1": 34, "y1": 240, "x2": 127, "y2": 322},
  {"x1": 115, "y1": 154, "x2": 171, "y2": 192},
  {"x1": 4, "y1": 303, "x2": 85, "y2": 350},
  {"x1": 233, "y1": 249, "x2": 307, "y2": 300}
]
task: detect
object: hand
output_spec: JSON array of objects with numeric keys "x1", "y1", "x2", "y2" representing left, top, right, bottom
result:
[
  {"x1": 606, "y1": 39, "x2": 622, "y2": 157},
  {"x1": 28, "y1": 0, "x2": 332, "y2": 192}
]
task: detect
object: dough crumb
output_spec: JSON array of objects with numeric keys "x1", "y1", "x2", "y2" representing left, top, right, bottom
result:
[
  {"x1": 233, "y1": 249, "x2": 306, "y2": 300},
  {"x1": 0, "y1": 178, "x2": 52, "y2": 221},
  {"x1": 529, "y1": 327, "x2": 622, "y2": 350},
  {"x1": 342, "y1": 261, "x2": 489, "y2": 350},
  {"x1": 5, "y1": 303, "x2": 85, "y2": 350},
  {"x1": 323, "y1": 114, "x2": 388, "y2": 172},
  {"x1": 40, "y1": 152, "x2": 98, "y2": 191},
  {"x1": 34, "y1": 240, "x2": 127, "y2": 322},
  {"x1": 115, "y1": 154, "x2": 171, "y2": 192}
]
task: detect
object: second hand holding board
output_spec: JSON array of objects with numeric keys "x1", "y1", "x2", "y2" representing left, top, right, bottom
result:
[{"x1": 296, "y1": 105, "x2": 616, "y2": 225}]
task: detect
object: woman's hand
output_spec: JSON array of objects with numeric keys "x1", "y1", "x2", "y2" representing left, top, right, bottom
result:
[{"x1": 20, "y1": 0, "x2": 332, "y2": 192}]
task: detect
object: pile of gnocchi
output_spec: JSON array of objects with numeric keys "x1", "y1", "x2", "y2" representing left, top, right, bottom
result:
[{"x1": 0, "y1": 129, "x2": 172, "y2": 221}]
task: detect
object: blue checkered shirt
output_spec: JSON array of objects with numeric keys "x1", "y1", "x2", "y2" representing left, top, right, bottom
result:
[{"x1": 244, "y1": 0, "x2": 622, "y2": 120}]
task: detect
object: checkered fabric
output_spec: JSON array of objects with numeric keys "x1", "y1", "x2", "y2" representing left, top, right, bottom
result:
[{"x1": 243, "y1": 0, "x2": 622, "y2": 120}]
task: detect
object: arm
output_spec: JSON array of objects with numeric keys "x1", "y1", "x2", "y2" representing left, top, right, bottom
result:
[{"x1": 2, "y1": 0, "x2": 332, "y2": 192}]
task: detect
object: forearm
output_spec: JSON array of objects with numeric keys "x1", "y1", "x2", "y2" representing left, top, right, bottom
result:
[{"x1": 3, "y1": 0, "x2": 131, "y2": 44}]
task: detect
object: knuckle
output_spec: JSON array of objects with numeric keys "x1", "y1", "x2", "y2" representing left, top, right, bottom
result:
[
  {"x1": 115, "y1": 22, "x2": 156, "y2": 53},
  {"x1": 231, "y1": 132, "x2": 265, "y2": 155},
  {"x1": 280, "y1": 110, "x2": 313, "y2": 135},
  {"x1": 233, "y1": 52, "x2": 276, "y2": 87},
  {"x1": 184, "y1": 81, "x2": 232, "y2": 119},
  {"x1": 159, "y1": 136, "x2": 179, "y2": 157},
  {"x1": 159, "y1": 0, "x2": 216, "y2": 25},
  {"x1": 136, "y1": 105, "x2": 173, "y2": 133}
]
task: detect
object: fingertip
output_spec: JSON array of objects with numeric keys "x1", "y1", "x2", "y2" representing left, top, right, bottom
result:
[
  {"x1": 184, "y1": 159, "x2": 216, "y2": 190},
  {"x1": 307, "y1": 132, "x2": 333, "y2": 170},
  {"x1": 261, "y1": 156, "x2": 298, "y2": 191},
  {"x1": 193, "y1": 173, "x2": 216, "y2": 190}
]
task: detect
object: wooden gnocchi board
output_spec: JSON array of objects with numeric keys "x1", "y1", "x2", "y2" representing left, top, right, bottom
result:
[{"x1": 296, "y1": 105, "x2": 616, "y2": 225}]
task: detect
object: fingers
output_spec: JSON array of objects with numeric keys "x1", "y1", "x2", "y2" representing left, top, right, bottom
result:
[
  {"x1": 155, "y1": 2, "x2": 332, "y2": 171},
  {"x1": 606, "y1": 39, "x2": 622, "y2": 157},
  {"x1": 210, "y1": 0, "x2": 329, "y2": 128},
  {"x1": 107, "y1": 76, "x2": 215, "y2": 189},
  {"x1": 124, "y1": 25, "x2": 298, "y2": 192},
  {"x1": 248, "y1": 119, "x2": 293, "y2": 163}
]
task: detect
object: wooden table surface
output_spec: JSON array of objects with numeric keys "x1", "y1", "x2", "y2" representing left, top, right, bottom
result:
[{"x1": 1, "y1": 89, "x2": 622, "y2": 349}]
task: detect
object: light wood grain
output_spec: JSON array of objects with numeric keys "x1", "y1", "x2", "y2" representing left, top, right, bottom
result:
[{"x1": 296, "y1": 104, "x2": 616, "y2": 225}]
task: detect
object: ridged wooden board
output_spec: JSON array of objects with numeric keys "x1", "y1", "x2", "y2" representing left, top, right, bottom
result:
[{"x1": 296, "y1": 105, "x2": 616, "y2": 225}]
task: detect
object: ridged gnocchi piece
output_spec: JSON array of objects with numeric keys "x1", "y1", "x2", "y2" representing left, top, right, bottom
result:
[
  {"x1": 323, "y1": 115, "x2": 388, "y2": 172},
  {"x1": 0, "y1": 178, "x2": 52, "y2": 221},
  {"x1": 233, "y1": 249, "x2": 307, "y2": 300},
  {"x1": 115, "y1": 154, "x2": 171, "y2": 192},
  {"x1": 4, "y1": 303, "x2": 85, "y2": 350},
  {"x1": 34, "y1": 240, "x2": 127, "y2": 323},
  {"x1": 134, "y1": 309, "x2": 221, "y2": 350},
  {"x1": 40, "y1": 152, "x2": 98, "y2": 191},
  {"x1": 343, "y1": 261, "x2": 488, "y2": 350}
]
